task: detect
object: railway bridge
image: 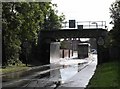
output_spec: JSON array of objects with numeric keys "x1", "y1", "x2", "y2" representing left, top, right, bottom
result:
[{"x1": 37, "y1": 21, "x2": 108, "y2": 65}]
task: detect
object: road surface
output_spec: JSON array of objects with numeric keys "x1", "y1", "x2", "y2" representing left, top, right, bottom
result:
[{"x1": 13, "y1": 54, "x2": 97, "y2": 89}]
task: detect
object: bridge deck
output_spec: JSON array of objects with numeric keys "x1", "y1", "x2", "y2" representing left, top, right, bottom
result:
[{"x1": 39, "y1": 28, "x2": 107, "y2": 39}]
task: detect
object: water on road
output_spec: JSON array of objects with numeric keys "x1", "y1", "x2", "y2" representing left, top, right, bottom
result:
[{"x1": 20, "y1": 53, "x2": 96, "y2": 88}]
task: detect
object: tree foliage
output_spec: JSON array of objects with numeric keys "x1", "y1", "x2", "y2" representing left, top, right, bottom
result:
[
  {"x1": 109, "y1": 0, "x2": 120, "y2": 46},
  {"x1": 2, "y1": 2, "x2": 65, "y2": 66}
]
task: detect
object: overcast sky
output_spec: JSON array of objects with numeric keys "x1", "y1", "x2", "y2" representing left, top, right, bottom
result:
[{"x1": 52, "y1": 0, "x2": 115, "y2": 30}]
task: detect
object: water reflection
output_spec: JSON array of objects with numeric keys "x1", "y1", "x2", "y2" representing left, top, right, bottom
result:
[
  {"x1": 31, "y1": 60, "x2": 84, "y2": 87},
  {"x1": 49, "y1": 60, "x2": 86, "y2": 84},
  {"x1": 60, "y1": 64, "x2": 78, "y2": 83},
  {"x1": 50, "y1": 63, "x2": 61, "y2": 82}
]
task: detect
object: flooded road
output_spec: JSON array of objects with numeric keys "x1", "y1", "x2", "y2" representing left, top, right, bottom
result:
[
  {"x1": 21, "y1": 63, "x2": 86, "y2": 88},
  {"x1": 2, "y1": 52, "x2": 97, "y2": 89},
  {"x1": 19, "y1": 54, "x2": 95, "y2": 89}
]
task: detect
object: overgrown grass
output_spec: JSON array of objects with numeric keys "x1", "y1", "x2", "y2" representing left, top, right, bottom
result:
[
  {"x1": 0, "y1": 64, "x2": 29, "y2": 74},
  {"x1": 86, "y1": 61, "x2": 120, "y2": 88}
]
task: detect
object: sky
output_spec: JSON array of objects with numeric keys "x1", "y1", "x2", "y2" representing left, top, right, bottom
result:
[{"x1": 52, "y1": 0, "x2": 115, "y2": 30}]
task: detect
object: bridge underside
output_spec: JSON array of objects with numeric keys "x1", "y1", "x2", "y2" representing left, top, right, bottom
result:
[
  {"x1": 39, "y1": 28, "x2": 107, "y2": 39},
  {"x1": 37, "y1": 28, "x2": 108, "y2": 65}
]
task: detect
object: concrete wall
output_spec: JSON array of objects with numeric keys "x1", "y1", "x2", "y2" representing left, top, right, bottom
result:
[{"x1": 50, "y1": 42, "x2": 60, "y2": 63}]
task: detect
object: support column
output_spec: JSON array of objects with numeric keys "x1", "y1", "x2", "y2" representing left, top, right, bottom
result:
[
  {"x1": 96, "y1": 36, "x2": 106, "y2": 65},
  {"x1": 38, "y1": 36, "x2": 51, "y2": 64},
  {"x1": 97, "y1": 44, "x2": 102, "y2": 65},
  {"x1": 50, "y1": 42, "x2": 60, "y2": 63},
  {"x1": 97, "y1": 43, "x2": 104, "y2": 65},
  {"x1": 72, "y1": 50, "x2": 73, "y2": 56},
  {"x1": 68, "y1": 49, "x2": 70, "y2": 58},
  {"x1": 62, "y1": 49, "x2": 64, "y2": 58}
]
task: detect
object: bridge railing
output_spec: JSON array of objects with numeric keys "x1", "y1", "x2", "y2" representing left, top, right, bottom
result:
[{"x1": 61, "y1": 21, "x2": 107, "y2": 29}]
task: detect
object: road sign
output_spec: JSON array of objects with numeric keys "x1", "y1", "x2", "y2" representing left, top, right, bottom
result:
[{"x1": 69, "y1": 20, "x2": 76, "y2": 28}]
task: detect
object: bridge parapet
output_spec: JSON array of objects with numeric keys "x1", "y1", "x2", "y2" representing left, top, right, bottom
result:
[{"x1": 61, "y1": 21, "x2": 107, "y2": 29}]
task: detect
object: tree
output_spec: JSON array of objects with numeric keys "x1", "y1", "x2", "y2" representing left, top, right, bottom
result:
[
  {"x1": 109, "y1": 0, "x2": 120, "y2": 60},
  {"x1": 2, "y1": 2, "x2": 22, "y2": 66},
  {"x1": 42, "y1": 3, "x2": 65, "y2": 30},
  {"x1": 2, "y1": 2, "x2": 65, "y2": 66},
  {"x1": 109, "y1": 0, "x2": 120, "y2": 47}
]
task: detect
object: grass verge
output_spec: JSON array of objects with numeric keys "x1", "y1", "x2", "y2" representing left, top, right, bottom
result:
[
  {"x1": 0, "y1": 64, "x2": 29, "y2": 74},
  {"x1": 86, "y1": 61, "x2": 119, "y2": 89}
]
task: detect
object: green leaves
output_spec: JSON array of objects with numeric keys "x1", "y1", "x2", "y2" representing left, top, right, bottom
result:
[
  {"x1": 110, "y1": 1, "x2": 120, "y2": 47},
  {"x1": 2, "y1": 2, "x2": 65, "y2": 66}
]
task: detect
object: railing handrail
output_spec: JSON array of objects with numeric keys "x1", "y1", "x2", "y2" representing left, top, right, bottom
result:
[{"x1": 61, "y1": 21, "x2": 107, "y2": 29}]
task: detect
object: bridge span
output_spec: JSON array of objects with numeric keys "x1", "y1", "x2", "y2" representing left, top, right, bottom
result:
[
  {"x1": 37, "y1": 27, "x2": 108, "y2": 65},
  {"x1": 39, "y1": 28, "x2": 107, "y2": 39}
]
